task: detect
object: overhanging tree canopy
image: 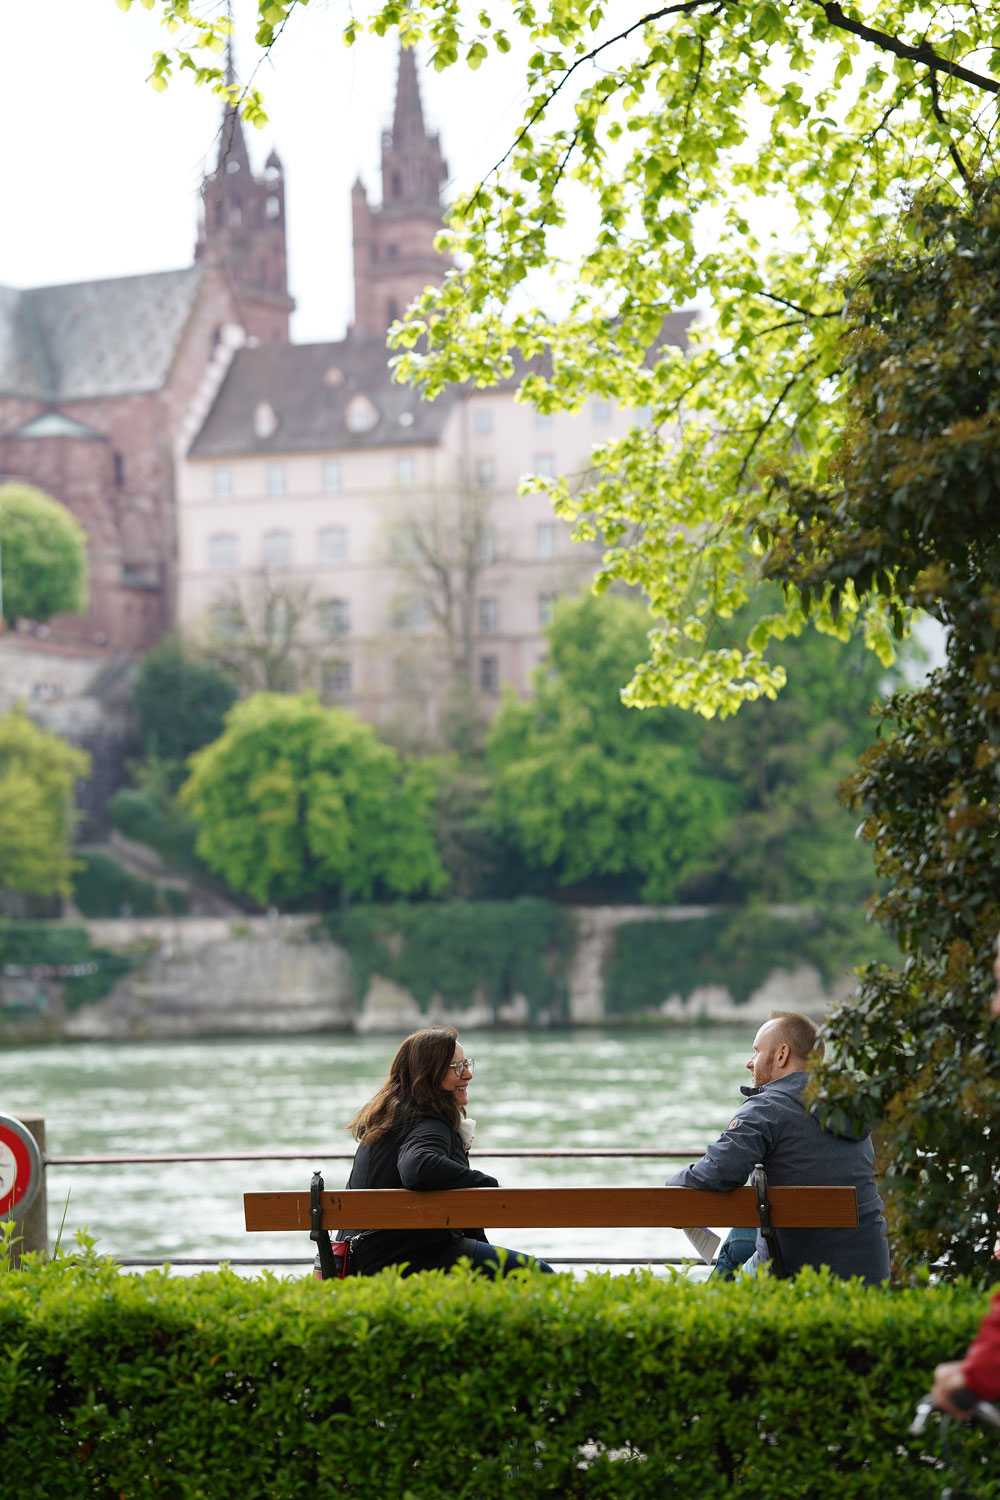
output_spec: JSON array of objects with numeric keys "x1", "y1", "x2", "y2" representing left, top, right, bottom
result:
[{"x1": 125, "y1": 0, "x2": 1000, "y2": 710}]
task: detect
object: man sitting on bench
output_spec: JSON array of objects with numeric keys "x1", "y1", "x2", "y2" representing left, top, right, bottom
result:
[{"x1": 667, "y1": 1011, "x2": 890, "y2": 1283}]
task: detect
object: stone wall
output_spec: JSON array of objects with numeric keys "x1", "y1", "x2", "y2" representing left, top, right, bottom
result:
[{"x1": 0, "y1": 906, "x2": 857, "y2": 1042}]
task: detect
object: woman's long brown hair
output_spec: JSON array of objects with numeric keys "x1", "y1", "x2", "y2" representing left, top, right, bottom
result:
[{"x1": 348, "y1": 1027, "x2": 461, "y2": 1145}]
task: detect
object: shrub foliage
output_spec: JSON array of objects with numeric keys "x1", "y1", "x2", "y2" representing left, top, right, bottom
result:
[{"x1": 0, "y1": 1251, "x2": 995, "y2": 1498}]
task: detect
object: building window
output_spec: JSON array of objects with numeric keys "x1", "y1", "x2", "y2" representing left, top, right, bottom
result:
[
  {"x1": 392, "y1": 596, "x2": 427, "y2": 632},
  {"x1": 322, "y1": 659, "x2": 352, "y2": 698},
  {"x1": 535, "y1": 410, "x2": 553, "y2": 429},
  {"x1": 212, "y1": 466, "x2": 232, "y2": 501},
  {"x1": 391, "y1": 524, "x2": 418, "y2": 564},
  {"x1": 208, "y1": 533, "x2": 238, "y2": 570},
  {"x1": 473, "y1": 407, "x2": 493, "y2": 435},
  {"x1": 479, "y1": 655, "x2": 499, "y2": 693},
  {"x1": 592, "y1": 399, "x2": 611, "y2": 424},
  {"x1": 318, "y1": 526, "x2": 348, "y2": 565},
  {"x1": 534, "y1": 452, "x2": 555, "y2": 479},
  {"x1": 536, "y1": 522, "x2": 556, "y2": 559},
  {"x1": 266, "y1": 194, "x2": 281, "y2": 221},
  {"x1": 266, "y1": 596, "x2": 290, "y2": 641},
  {"x1": 228, "y1": 203, "x2": 242, "y2": 228},
  {"x1": 317, "y1": 598, "x2": 350, "y2": 638},
  {"x1": 322, "y1": 459, "x2": 342, "y2": 494},
  {"x1": 478, "y1": 527, "x2": 496, "y2": 566},
  {"x1": 475, "y1": 457, "x2": 495, "y2": 492},
  {"x1": 479, "y1": 597, "x2": 498, "y2": 635},
  {"x1": 113, "y1": 451, "x2": 125, "y2": 487},
  {"x1": 538, "y1": 593, "x2": 557, "y2": 627},
  {"x1": 266, "y1": 462, "x2": 286, "y2": 497},
  {"x1": 254, "y1": 402, "x2": 278, "y2": 439},
  {"x1": 346, "y1": 394, "x2": 379, "y2": 434},
  {"x1": 262, "y1": 529, "x2": 292, "y2": 568},
  {"x1": 396, "y1": 453, "x2": 416, "y2": 489}
]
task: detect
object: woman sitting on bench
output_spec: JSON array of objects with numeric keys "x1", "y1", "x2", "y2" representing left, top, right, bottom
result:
[{"x1": 338, "y1": 1026, "x2": 553, "y2": 1278}]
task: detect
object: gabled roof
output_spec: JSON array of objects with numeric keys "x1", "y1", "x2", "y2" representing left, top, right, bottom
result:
[
  {"x1": 3, "y1": 411, "x2": 108, "y2": 441},
  {"x1": 0, "y1": 267, "x2": 205, "y2": 401},
  {"x1": 187, "y1": 337, "x2": 458, "y2": 457}
]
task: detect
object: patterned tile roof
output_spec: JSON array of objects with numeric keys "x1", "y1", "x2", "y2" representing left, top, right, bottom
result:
[{"x1": 0, "y1": 267, "x2": 205, "y2": 400}]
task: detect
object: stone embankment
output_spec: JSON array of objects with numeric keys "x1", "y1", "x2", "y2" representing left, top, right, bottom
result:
[{"x1": 0, "y1": 908, "x2": 856, "y2": 1041}]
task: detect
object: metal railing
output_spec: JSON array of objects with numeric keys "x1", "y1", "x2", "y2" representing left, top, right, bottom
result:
[{"x1": 43, "y1": 1145, "x2": 708, "y2": 1270}]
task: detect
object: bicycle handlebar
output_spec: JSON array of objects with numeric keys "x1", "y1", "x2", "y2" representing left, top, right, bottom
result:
[{"x1": 910, "y1": 1390, "x2": 1000, "y2": 1435}]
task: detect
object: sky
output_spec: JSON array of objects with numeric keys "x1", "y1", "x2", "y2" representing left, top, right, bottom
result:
[{"x1": 3, "y1": 1, "x2": 534, "y2": 344}]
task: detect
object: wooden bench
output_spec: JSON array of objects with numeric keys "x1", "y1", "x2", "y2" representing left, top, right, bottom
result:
[{"x1": 244, "y1": 1172, "x2": 859, "y2": 1275}]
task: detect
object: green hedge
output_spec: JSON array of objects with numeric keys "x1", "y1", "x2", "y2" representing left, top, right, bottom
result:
[
  {"x1": 72, "y1": 853, "x2": 188, "y2": 918},
  {"x1": 0, "y1": 1249, "x2": 996, "y2": 1498},
  {"x1": 326, "y1": 898, "x2": 576, "y2": 1021},
  {"x1": 604, "y1": 906, "x2": 900, "y2": 1014}
]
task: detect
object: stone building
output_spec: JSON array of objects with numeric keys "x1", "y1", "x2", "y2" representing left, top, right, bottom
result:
[
  {"x1": 0, "y1": 90, "x2": 293, "y2": 657},
  {"x1": 176, "y1": 50, "x2": 693, "y2": 739}
]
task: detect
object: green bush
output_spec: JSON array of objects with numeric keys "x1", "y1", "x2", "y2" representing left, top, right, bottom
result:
[
  {"x1": 72, "y1": 853, "x2": 188, "y2": 918},
  {"x1": 327, "y1": 898, "x2": 576, "y2": 1021},
  {"x1": 109, "y1": 788, "x2": 200, "y2": 869},
  {"x1": 0, "y1": 919, "x2": 132, "y2": 1012},
  {"x1": 0, "y1": 1249, "x2": 996, "y2": 1498},
  {"x1": 604, "y1": 907, "x2": 899, "y2": 1014}
]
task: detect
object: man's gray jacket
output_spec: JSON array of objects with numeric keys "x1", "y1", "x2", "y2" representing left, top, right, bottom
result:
[{"x1": 667, "y1": 1070, "x2": 890, "y2": 1283}]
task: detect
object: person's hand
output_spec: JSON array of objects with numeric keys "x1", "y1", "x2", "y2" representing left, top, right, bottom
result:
[{"x1": 931, "y1": 1360, "x2": 976, "y2": 1420}]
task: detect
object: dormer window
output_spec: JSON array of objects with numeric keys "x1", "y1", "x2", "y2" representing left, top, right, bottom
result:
[
  {"x1": 254, "y1": 401, "x2": 278, "y2": 439},
  {"x1": 346, "y1": 394, "x2": 378, "y2": 434}
]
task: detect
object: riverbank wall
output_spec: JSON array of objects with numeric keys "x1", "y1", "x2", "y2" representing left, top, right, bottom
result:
[{"x1": 0, "y1": 905, "x2": 862, "y2": 1041}]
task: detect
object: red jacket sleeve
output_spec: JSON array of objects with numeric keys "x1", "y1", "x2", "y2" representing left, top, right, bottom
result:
[{"x1": 962, "y1": 1287, "x2": 1000, "y2": 1401}]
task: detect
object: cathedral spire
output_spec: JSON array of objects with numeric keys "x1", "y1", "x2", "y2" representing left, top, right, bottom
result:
[
  {"x1": 380, "y1": 44, "x2": 448, "y2": 211},
  {"x1": 350, "y1": 45, "x2": 453, "y2": 339},
  {"x1": 195, "y1": 60, "x2": 294, "y2": 344}
]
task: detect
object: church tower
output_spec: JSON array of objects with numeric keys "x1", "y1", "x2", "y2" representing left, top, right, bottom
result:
[
  {"x1": 195, "y1": 73, "x2": 295, "y2": 344},
  {"x1": 350, "y1": 46, "x2": 452, "y2": 339}
]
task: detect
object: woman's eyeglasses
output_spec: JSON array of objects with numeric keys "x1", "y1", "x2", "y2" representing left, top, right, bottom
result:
[{"x1": 447, "y1": 1058, "x2": 475, "y2": 1078}]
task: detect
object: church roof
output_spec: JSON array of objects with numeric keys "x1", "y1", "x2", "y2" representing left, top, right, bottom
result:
[
  {"x1": 0, "y1": 267, "x2": 205, "y2": 401},
  {"x1": 187, "y1": 338, "x2": 458, "y2": 457}
]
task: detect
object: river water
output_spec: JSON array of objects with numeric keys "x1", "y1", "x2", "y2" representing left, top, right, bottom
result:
[{"x1": 2, "y1": 1027, "x2": 752, "y2": 1275}]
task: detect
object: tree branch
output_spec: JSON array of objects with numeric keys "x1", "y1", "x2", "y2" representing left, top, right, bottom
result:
[{"x1": 813, "y1": 1, "x2": 1000, "y2": 93}]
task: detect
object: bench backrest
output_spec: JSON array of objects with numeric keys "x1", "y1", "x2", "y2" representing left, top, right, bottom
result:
[{"x1": 244, "y1": 1184, "x2": 859, "y2": 1233}]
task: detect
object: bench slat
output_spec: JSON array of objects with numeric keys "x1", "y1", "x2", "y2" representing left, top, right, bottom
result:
[{"x1": 244, "y1": 1184, "x2": 858, "y2": 1233}]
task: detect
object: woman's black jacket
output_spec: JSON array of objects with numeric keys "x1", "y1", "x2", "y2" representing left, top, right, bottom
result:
[{"x1": 336, "y1": 1113, "x2": 498, "y2": 1276}]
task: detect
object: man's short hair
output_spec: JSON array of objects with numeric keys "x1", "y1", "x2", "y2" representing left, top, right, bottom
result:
[{"x1": 767, "y1": 1010, "x2": 824, "y2": 1063}]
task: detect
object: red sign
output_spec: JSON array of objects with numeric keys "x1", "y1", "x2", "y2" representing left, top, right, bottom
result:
[{"x1": 0, "y1": 1114, "x2": 42, "y2": 1218}]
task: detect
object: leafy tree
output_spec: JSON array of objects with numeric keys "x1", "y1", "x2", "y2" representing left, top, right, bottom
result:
[
  {"x1": 179, "y1": 693, "x2": 446, "y2": 908},
  {"x1": 753, "y1": 185, "x2": 1000, "y2": 1280},
  {"x1": 0, "y1": 483, "x2": 87, "y2": 625},
  {"x1": 133, "y1": 635, "x2": 237, "y2": 772},
  {"x1": 127, "y1": 2, "x2": 997, "y2": 706},
  {"x1": 0, "y1": 708, "x2": 90, "y2": 897},
  {"x1": 487, "y1": 592, "x2": 890, "y2": 903},
  {"x1": 696, "y1": 614, "x2": 899, "y2": 905},
  {"x1": 487, "y1": 594, "x2": 734, "y2": 901}
]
